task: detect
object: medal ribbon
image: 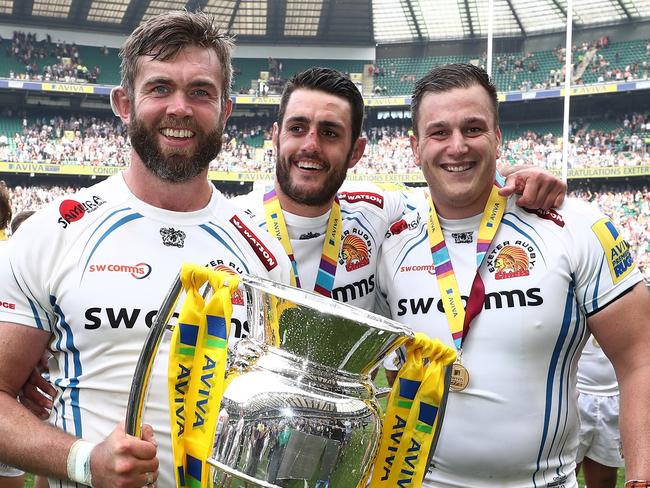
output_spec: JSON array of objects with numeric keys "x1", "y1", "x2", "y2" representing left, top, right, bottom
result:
[
  {"x1": 264, "y1": 189, "x2": 342, "y2": 297},
  {"x1": 426, "y1": 178, "x2": 506, "y2": 350},
  {"x1": 369, "y1": 333, "x2": 456, "y2": 488},
  {"x1": 168, "y1": 264, "x2": 240, "y2": 488}
]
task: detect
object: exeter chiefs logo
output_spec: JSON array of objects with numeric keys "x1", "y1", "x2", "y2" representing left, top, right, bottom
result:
[
  {"x1": 160, "y1": 227, "x2": 186, "y2": 248},
  {"x1": 213, "y1": 264, "x2": 244, "y2": 305},
  {"x1": 340, "y1": 234, "x2": 370, "y2": 271},
  {"x1": 489, "y1": 244, "x2": 533, "y2": 280}
]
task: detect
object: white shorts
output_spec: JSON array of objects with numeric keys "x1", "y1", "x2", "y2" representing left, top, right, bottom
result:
[
  {"x1": 576, "y1": 392, "x2": 624, "y2": 468},
  {"x1": 0, "y1": 462, "x2": 23, "y2": 477}
]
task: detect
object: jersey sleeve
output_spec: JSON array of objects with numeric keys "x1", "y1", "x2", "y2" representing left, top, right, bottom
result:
[
  {"x1": 0, "y1": 210, "x2": 58, "y2": 331},
  {"x1": 566, "y1": 200, "x2": 643, "y2": 316}
]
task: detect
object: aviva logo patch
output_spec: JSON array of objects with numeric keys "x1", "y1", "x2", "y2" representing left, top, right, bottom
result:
[
  {"x1": 396, "y1": 377, "x2": 420, "y2": 408},
  {"x1": 416, "y1": 402, "x2": 438, "y2": 434},
  {"x1": 178, "y1": 323, "x2": 199, "y2": 356},
  {"x1": 591, "y1": 218, "x2": 635, "y2": 284}
]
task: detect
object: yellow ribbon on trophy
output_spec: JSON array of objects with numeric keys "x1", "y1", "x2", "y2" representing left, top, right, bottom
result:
[
  {"x1": 369, "y1": 333, "x2": 456, "y2": 488},
  {"x1": 168, "y1": 264, "x2": 240, "y2": 488}
]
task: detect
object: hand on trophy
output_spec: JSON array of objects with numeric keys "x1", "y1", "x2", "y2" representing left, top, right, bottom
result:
[{"x1": 89, "y1": 422, "x2": 159, "y2": 488}]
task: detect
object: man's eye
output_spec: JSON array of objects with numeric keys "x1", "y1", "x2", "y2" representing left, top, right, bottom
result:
[
  {"x1": 152, "y1": 85, "x2": 169, "y2": 94},
  {"x1": 466, "y1": 127, "x2": 484, "y2": 135},
  {"x1": 288, "y1": 126, "x2": 304, "y2": 134},
  {"x1": 322, "y1": 129, "x2": 338, "y2": 138},
  {"x1": 193, "y1": 89, "x2": 209, "y2": 97}
]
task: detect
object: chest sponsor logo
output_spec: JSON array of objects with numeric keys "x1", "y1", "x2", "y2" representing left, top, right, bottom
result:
[
  {"x1": 332, "y1": 274, "x2": 375, "y2": 303},
  {"x1": 58, "y1": 196, "x2": 106, "y2": 229},
  {"x1": 486, "y1": 241, "x2": 537, "y2": 280},
  {"x1": 338, "y1": 191, "x2": 384, "y2": 208},
  {"x1": 213, "y1": 264, "x2": 244, "y2": 305},
  {"x1": 160, "y1": 227, "x2": 186, "y2": 248},
  {"x1": 451, "y1": 232, "x2": 474, "y2": 244},
  {"x1": 397, "y1": 287, "x2": 543, "y2": 316},
  {"x1": 524, "y1": 207, "x2": 565, "y2": 227},
  {"x1": 385, "y1": 213, "x2": 421, "y2": 239},
  {"x1": 299, "y1": 231, "x2": 320, "y2": 240},
  {"x1": 340, "y1": 230, "x2": 371, "y2": 271},
  {"x1": 230, "y1": 215, "x2": 278, "y2": 271},
  {"x1": 389, "y1": 219, "x2": 407, "y2": 236},
  {"x1": 88, "y1": 263, "x2": 152, "y2": 279},
  {"x1": 591, "y1": 218, "x2": 634, "y2": 284},
  {"x1": 0, "y1": 300, "x2": 15, "y2": 310},
  {"x1": 399, "y1": 264, "x2": 436, "y2": 274},
  {"x1": 84, "y1": 307, "x2": 250, "y2": 338}
]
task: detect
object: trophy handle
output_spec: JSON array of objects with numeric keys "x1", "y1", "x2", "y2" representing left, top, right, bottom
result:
[{"x1": 125, "y1": 272, "x2": 183, "y2": 437}]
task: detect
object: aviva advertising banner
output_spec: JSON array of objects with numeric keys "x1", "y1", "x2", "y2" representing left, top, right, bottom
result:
[
  {"x1": 0, "y1": 162, "x2": 121, "y2": 176},
  {"x1": 1, "y1": 162, "x2": 649, "y2": 182}
]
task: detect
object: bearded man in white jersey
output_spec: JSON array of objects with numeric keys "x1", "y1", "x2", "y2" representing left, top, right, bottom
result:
[
  {"x1": 377, "y1": 63, "x2": 650, "y2": 487},
  {"x1": 238, "y1": 66, "x2": 567, "y2": 310},
  {"x1": 0, "y1": 11, "x2": 290, "y2": 488}
]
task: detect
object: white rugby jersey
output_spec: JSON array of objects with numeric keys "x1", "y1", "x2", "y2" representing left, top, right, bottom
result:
[
  {"x1": 0, "y1": 173, "x2": 290, "y2": 487},
  {"x1": 236, "y1": 182, "x2": 420, "y2": 311},
  {"x1": 577, "y1": 337, "x2": 619, "y2": 396},
  {"x1": 377, "y1": 197, "x2": 642, "y2": 488}
]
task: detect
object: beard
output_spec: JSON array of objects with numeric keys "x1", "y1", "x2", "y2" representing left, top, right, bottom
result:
[
  {"x1": 275, "y1": 143, "x2": 352, "y2": 207},
  {"x1": 129, "y1": 113, "x2": 224, "y2": 183}
]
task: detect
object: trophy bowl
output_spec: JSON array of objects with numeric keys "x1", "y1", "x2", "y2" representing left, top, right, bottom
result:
[{"x1": 127, "y1": 272, "x2": 414, "y2": 487}]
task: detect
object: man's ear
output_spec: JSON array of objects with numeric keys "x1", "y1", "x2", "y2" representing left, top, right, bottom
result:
[
  {"x1": 222, "y1": 98, "x2": 233, "y2": 124},
  {"x1": 111, "y1": 87, "x2": 132, "y2": 124},
  {"x1": 271, "y1": 122, "x2": 279, "y2": 151},
  {"x1": 495, "y1": 126, "x2": 502, "y2": 160},
  {"x1": 409, "y1": 134, "x2": 421, "y2": 167},
  {"x1": 347, "y1": 137, "x2": 367, "y2": 169}
]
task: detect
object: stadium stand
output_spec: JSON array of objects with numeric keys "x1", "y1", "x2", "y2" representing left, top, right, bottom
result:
[
  {"x1": 0, "y1": 111, "x2": 646, "y2": 172},
  {"x1": 4, "y1": 30, "x2": 649, "y2": 97}
]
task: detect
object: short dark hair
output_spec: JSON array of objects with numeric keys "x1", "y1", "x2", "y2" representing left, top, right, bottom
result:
[
  {"x1": 11, "y1": 210, "x2": 35, "y2": 234},
  {"x1": 278, "y1": 67, "x2": 365, "y2": 142},
  {"x1": 119, "y1": 10, "x2": 234, "y2": 108},
  {"x1": 411, "y1": 63, "x2": 499, "y2": 136}
]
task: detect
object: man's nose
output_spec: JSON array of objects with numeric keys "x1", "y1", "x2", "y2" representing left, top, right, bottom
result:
[
  {"x1": 166, "y1": 91, "x2": 193, "y2": 118},
  {"x1": 301, "y1": 128, "x2": 321, "y2": 152},
  {"x1": 447, "y1": 130, "x2": 468, "y2": 156}
]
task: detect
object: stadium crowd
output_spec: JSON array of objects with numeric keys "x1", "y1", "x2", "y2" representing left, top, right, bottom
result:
[
  {"x1": 0, "y1": 113, "x2": 648, "y2": 174},
  {"x1": 5, "y1": 31, "x2": 101, "y2": 83}
]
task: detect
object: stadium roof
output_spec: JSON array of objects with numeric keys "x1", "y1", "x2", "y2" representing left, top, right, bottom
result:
[
  {"x1": 1, "y1": 0, "x2": 649, "y2": 44},
  {"x1": 374, "y1": 0, "x2": 650, "y2": 42}
]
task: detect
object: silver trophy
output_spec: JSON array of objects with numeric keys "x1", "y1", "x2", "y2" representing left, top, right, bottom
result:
[{"x1": 126, "y1": 273, "x2": 414, "y2": 487}]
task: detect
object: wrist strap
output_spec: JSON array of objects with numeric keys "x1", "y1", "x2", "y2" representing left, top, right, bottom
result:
[
  {"x1": 67, "y1": 439, "x2": 95, "y2": 487},
  {"x1": 626, "y1": 481, "x2": 650, "y2": 488}
]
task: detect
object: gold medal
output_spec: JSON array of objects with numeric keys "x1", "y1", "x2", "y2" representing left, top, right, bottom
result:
[{"x1": 450, "y1": 361, "x2": 470, "y2": 392}]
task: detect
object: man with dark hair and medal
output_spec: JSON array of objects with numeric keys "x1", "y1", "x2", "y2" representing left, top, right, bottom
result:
[{"x1": 377, "y1": 63, "x2": 650, "y2": 487}]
